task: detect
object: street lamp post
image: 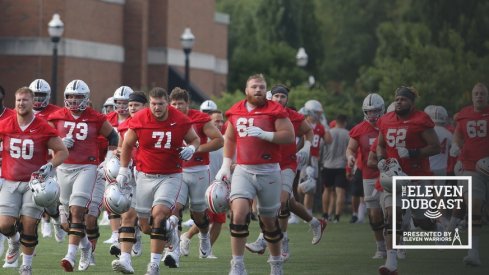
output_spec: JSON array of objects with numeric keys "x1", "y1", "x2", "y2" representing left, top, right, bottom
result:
[
  {"x1": 296, "y1": 47, "x2": 315, "y2": 88},
  {"x1": 180, "y1": 27, "x2": 195, "y2": 90},
  {"x1": 48, "y1": 13, "x2": 64, "y2": 105}
]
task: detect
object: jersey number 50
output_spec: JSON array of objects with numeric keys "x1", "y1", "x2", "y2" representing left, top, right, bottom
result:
[{"x1": 10, "y1": 138, "x2": 34, "y2": 160}]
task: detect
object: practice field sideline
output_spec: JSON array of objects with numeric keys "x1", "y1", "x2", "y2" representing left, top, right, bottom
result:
[{"x1": 1, "y1": 213, "x2": 487, "y2": 275}]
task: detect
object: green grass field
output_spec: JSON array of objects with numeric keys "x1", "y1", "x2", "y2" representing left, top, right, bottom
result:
[{"x1": 2, "y1": 212, "x2": 488, "y2": 275}]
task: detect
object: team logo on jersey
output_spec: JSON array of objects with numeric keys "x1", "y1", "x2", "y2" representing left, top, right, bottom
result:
[{"x1": 392, "y1": 176, "x2": 472, "y2": 249}]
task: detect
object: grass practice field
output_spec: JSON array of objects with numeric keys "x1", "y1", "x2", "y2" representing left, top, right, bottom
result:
[{"x1": 1, "y1": 212, "x2": 488, "y2": 275}]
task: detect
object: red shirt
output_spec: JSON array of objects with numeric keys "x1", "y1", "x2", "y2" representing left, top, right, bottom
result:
[
  {"x1": 0, "y1": 116, "x2": 58, "y2": 181},
  {"x1": 226, "y1": 100, "x2": 288, "y2": 165},
  {"x1": 349, "y1": 120, "x2": 379, "y2": 179},
  {"x1": 279, "y1": 108, "x2": 304, "y2": 171},
  {"x1": 377, "y1": 110, "x2": 434, "y2": 176},
  {"x1": 34, "y1": 104, "x2": 61, "y2": 121},
  {"x1": 310, "y1": 123, "x2": 325, "y2": 157},
  {"x1": 183, "y1": 109, "x2": 211, "y2": 168},
  {"x1": 455, "y1": 105, "x2": 489, "y2": 171},
  {"x1": 118, "y1": 117, "x2": 138, "y2": 161},
  {"x1": 48, "y1": 107, "x2": 106, "y2": 165},
  {"x1": 0, "y1": 108, "x2": 15, "y2": 158},
  {"x1": 129, "y1": 107, "x2": 192, "y2": 174}
]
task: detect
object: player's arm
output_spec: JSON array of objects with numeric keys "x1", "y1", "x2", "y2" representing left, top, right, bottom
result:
[
  {"x1": 376, "y1": 132, "x2": 387, "y2": 161},
  {"x1": 272, "y1": 117, "x2": 295, "y2": 144},
  {"x1": 198, "y1": 121, "x2": 223, "y2": 153},
  {"x1": 47, "y1": 136, "x2": 69, "y2": 167},
  {"x1": 346, "y1": 138, "x2": 359, "y2": 168},
  {"x1": 297, "y1": 119, "x2": 313, "y2": 149},
  {"x1": 223, "y1": 122, "x2": 236, "y2": 160},
  {"x1": 100, "y1": 120, "x2": 119, "y2": 151},
  {"x1": 183, "y1": 127, "x2": 200, "y2": 151},
  {"x1": 417, "y1": 128, "x2": 441, "y2": 158},
  {"x1": 367, "y1": 150, "x2": 378, "y2": 168},
  {"x1": 323, "y1": 128, "x2": 333, "y2": 144},
  {"x1": 119, "y1": 129, "x2": 137, "y2": 168}
]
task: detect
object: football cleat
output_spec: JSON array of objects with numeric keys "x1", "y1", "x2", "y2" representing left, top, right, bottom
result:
[
  {"x1": 145, "y1": 262, "x2": 160, "y2": 275},
  {"x1": 112, "y1": 259, "x2": 135, "y2": 274},
  {"x1": 229, "y1": 259, "x2": 247, "y2": 275},
  {"x1": 180, "y1": 232, "x2": 191, "y2": 256},
  {"x1": 60, "y1": 257, "x2": 75, "y2": 272},
  {"x1": 5, "y1": 237, "x2": 21, "y2": 264},
  {"x1": 311, "y1": 218, "x2": 327, "y2": 245},
  {"x1": 199, "y1": 232, "x2": 211, "y2": 258},
  {"x1": 245, "y1": 237, "x2": 266, "y2": 254}
]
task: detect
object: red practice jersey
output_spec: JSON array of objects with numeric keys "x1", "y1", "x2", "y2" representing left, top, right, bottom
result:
[
  {"x1": 225, "y1": 100, "x2": 288, "y2": 165},
  {"x1": 48, "y1": 107, "x2": 106, "y2": 165},
  {"x1": 34, "y1": 104, "x2": 61, "y2": 121},
  {"x1": 369, "y1": 137, "x2": 383, "y2": 191},
  {"x1": 183, "y1": 109, "x2": 211, "y2": 168},
  {"x1": 0, "y1": 116, "x2": 58, "y2": 181},
  {"x1": 279, "y1": 107, "x2": 304, "y2": 171},
  {"x1": 310, "y1": 123, "x2": 325, "y2": 157},
  {"x1": 118, "y1": 116, "x2": 138, "y2": 161},
  {"x1": 129, "y1": 107, "x2": 192, "y2": 174},
  {"x1": 377, "y1": 110, "x2": 434, "y2": 176},
  {"x1": 0, "y1": 108, "x2": 15, "y2": 157},
  {"x1": 349, "y1": 120, "x2": 380, "y2": 179},
  {"x1": 455, "y1": 105, "x2": 489, "y2": 171}
]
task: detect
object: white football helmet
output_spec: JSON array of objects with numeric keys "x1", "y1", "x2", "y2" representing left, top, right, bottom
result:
[
  {"x1": 476, "y1": 157, "x2": 489, "y2": 177},
  {"x1": 305, "y1": 99, "x2": 323, "y2": 112},
  {"x1": 379, "y1": 158, "x2": 409, "y2": 193},
  {"x1": 205, "y1": 179, "x2": 231, "y2": 214},
  {"x1": 103, "y1": 184, "x2": 132, "y2": 215},
  {"x1": 299, "y1": 176, "x2": 316, "y2": 193},
  {"x1": 29, "y1": 79, "x2": 51, "y2": 109},
  {"x1": 64, "y1": 80, "x2": 90, "y2": 111},
  {"x1": 424, "y1": 105, "x2": 448, "y2": 124},
  {"x1": 200, "y1": 100, "x2": 218, "y2": 112},
  {"x1": 113, "y1": 86, "x2": 134, "y2": 115},
  {"x1": 29, "y1": 176, "x2": 60, "y2": 208},
  {"x1": 362, "y1": 93, "x2": 385, "y2": 123},
  {"x1": 102, "y1": 97, "x2": 116, "y2": 114},
  {"x1": 386, "y1": 102, "x2": 396, "y2": 113},
  {"x1": 104, "y1": 156, "x2": 120, "y2": 183}
]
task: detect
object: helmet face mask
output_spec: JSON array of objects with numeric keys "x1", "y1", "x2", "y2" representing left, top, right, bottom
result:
[
  {"x1": 33, "y1": 92, "x2": 50, "y2": 110},
  {"x1": 64, "y1": 80, "x2": 90, "y2": 111}
]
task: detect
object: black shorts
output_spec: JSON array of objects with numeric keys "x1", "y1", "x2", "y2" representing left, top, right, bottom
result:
[
  {"x1": 350, "y1": 168, "x2": 364, "y2": 197},
  {"x1": 321, "y1": 168, "x2": 348, "y2": 189}
]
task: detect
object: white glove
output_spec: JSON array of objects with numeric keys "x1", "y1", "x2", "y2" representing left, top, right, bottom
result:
[
  {"x1": 37, "y1": 162, "x2": 53, "y2": 179},
  {"x1": 62, "y1": 136, "x2": 75, "y2": 149},
  {"x1": 347, "y1": 155, "x2": 356, "y2": 168},
  {"x1": 397, "y1": 147, "x2": 409, "y2": 158},
  {"x1": 215, "y1": 157, "x2": 232, "y2": 181},
  {"x1": 305, "y1": 166, "x2": 315, "y2": 178},
  {"x1": 450, "y1": 143, "x2": 460, "y2": 157},
  {"x1": 377, "y1": 159, "x2": 387, "y2": 172},
  {"x1": 179, "y1": 145, "x2": 196, "y2": 160},
  {"x1": 116, "y1": 167, "x2": 131, "y2": 188},
  {"x1": 246, "y1": 126, "x2": 274, "y2": 142}
]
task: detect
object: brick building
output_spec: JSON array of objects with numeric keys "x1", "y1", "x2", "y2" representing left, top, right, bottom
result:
[{"x1": 0, "y1": 0, "x2": 228, "y2": 109}]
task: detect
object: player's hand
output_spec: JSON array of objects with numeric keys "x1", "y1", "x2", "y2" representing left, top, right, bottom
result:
[
  {"x1": 377, "y1": 159, "x2": 387, "y2": 171},
  {"x1": 62, "y1": 136, "x2": 75, "y2": 149},
  {"x1": 179, "y1": 145, "x2": 196, "y2": 161},
  {"x1": 216, "y1": 157, "x2": 232, "y2": 181},
  {"x1": 450, "y1": 143, "x2": 460, "y2": 157},
  {"x1": 246, "y1": 126, "x2": 274, "y2": 142},
  {"x1": 305, "y1": 166, "x2": 315, "y2": 178},
  {"x1": 397, "y1": 147, "x2": 409, "y2": 158},
  {"x1": 347, "y1": 155, "x2": 356, "y2": 168},
  {"x1": 37, "y1": 162, "x2": 54, "y2": 179},
  {"x1": 116, "y1": 167, "x2": 131, "y2": 188},
  {"x1": 296, "y1": 151, "x2": 309, "y2": 170}
]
